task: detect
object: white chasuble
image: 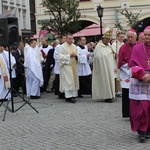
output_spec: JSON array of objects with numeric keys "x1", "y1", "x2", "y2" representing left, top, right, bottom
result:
[
  {"x1": 92, "y1": 41, "x2": 115, "y2": 100},
  {"x1": 58, "y1": 42, "x2": 80, "y2": 93}
]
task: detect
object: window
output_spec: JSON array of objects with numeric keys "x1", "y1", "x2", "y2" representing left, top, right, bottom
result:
[
  {"x1": 23, "y1": 10, "x2": 26, "y2": 29},
  {"x1": 3, "y1": 6, "x2": 8, "y2": 13}
]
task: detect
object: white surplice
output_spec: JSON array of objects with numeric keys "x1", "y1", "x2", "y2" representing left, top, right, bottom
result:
[
  {"x1": 24, "y1": 46, "x2": 43, "y2": 97},
  {"x1": 77, "y1": 45, "x2": 91, "y2": 76},
  {"x1": 24, "y1": 44, "x2": 44, "y2": 64},
  {"x1": 39, "y1": 45, "x2": 52, "y2": 55},
  {"x1": 53, "y1": 44, "x2": 61, "y2": 74},
  {"x1": 120, "y1": 63, "x2": 130, "y2": 89}
]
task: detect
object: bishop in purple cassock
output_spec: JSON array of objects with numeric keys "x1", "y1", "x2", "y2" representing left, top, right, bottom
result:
[{"x1": 129, "y1": 26, "x2": 150, "y2": 143}]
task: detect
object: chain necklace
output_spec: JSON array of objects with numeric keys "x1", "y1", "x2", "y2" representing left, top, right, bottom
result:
[{"x1": 143, "y1": 43, "x2": 150, "y2": 65}]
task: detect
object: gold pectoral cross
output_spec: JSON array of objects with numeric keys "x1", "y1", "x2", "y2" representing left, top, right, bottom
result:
[{"x1": 147, "y1": 59, "x2": 150, "y2": 65}]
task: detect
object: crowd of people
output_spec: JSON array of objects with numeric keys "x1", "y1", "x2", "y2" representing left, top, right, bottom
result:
[{"x1": 0, "y1": 25, "x2": 150, "y2": 143}]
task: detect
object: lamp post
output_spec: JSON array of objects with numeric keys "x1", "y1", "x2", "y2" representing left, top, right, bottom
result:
[{"x1": 97, "y1": 4, "x2": 104, "y2": 38}]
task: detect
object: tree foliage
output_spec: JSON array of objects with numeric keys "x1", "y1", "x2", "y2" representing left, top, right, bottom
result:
[
  {"x1": 41, "y1": 0, "x2": 81, "y2": 36},
  {"x1": 115, "y1": 8, "x2": 141, "y2": 33}
]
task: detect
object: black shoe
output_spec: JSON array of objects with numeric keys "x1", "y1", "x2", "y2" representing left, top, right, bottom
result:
[
  {"x1": 30, "y1": 96, "x2": 41, "y2": 99},
  {"x1": 65, "y1": 98, "x2": 76, "y2": 103},
  {"x1": 146, "y1": 131, "x2": 150, "y2": 139},
  {"x1": 139, "y1": 134, "x2": 146, "y2": 143},
  {"x1": 105, "y1": 99, "x2": 113, "y2": 103},
  {"x1": 13, "y1": 93, "x2": 18, "y2": 97},
  {"x1": 70, "y1": 98, "x2": 76, "y2": 103}
]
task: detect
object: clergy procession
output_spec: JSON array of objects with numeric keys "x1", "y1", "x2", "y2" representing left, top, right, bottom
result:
[{"x1": 1, "y1": 25, "x2": 150, "y2": 143}]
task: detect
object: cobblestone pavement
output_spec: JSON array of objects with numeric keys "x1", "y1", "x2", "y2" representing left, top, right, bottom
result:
[{"x1": 0, "y1": 92, "x2": 150, "y2": 150}]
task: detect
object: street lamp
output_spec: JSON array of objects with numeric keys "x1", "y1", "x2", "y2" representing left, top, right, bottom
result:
[{"x1": 97, "y1": 4, "x2": 104, "y2": 37}]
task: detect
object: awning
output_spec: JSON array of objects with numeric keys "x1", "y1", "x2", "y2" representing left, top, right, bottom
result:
[{"x1": 73, "y1": 24, "x2": 104, "y2": 37}]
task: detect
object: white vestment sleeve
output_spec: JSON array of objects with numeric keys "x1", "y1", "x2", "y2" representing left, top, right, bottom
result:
[
  {"x1": 59, "y1": 53, "x2": 70, "y2": 66},
  {"x1": 54, "y1": 45, "x2": 59, "y2": 61},
  {"x1": 79, "y1": 54, "x2": 88, "y2": 64},
  {"x1": 11, "y1": 54, "x2": 16, "y2": 68},
  {"x1": 76, "y1": 47, "x2": 88, "y2": 64}
]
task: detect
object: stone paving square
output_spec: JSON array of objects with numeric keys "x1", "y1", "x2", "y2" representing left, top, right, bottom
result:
[{"x1": 0, "y1": 93, "x2": 150, "y2": 150}]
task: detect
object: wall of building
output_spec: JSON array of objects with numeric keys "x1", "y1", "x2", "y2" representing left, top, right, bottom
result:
[
  {"x1": 35, "y1": 0, "x2": 150, "y2": 34},
  {"x1": 1, "y1": 0, "x2": 31, "y2": 34},
  {"x1": 0, "y1": 1, "x2": 2, "y2": 14}
]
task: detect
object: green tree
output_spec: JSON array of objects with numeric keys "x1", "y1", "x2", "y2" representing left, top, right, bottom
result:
[
  {"x1": 115, "y1": 8, "x2": 141, "y2": 33},
  {"x1": 41, "y1": 0, "x2": 81, "y2": 36}
]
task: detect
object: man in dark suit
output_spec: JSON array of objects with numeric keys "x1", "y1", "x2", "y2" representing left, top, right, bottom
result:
[
  {"x1": 45, "y1": 40, "x2": 59, "y2": 92},
  {"x1": 12, "y1": 42, "x2": 26, "y2": 94}
]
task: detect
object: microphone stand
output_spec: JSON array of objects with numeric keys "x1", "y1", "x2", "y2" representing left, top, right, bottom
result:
[{"x1": 1, "y1": 44, "x2": 39, "y2": 121}]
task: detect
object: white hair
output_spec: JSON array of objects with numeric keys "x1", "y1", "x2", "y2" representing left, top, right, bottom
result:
[{"x1": 126, "y1": 31, "x2": 137, "y2": 37}]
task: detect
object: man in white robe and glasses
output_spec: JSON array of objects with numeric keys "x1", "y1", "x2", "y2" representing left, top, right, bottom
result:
[{"x1": 24, "y1": 39, "x2": 43, "y2": 99}]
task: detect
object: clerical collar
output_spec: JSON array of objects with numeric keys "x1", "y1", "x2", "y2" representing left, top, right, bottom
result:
[
  {"x1": 42, "y1": 45, "x2": 48, "y2": 48},
  {"x1": 78, "y1": 45, "x2": 85, "y2": 49}
]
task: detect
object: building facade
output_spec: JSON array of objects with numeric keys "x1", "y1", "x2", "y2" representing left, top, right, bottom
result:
[
  {"x1": 29, "y1": 0, "x2": 36, "y2": 35},
  {"x1": 35, "y1": 0, "x2": 150, "y2": 36},
  {"x1": 0, "y1": 0, "x2": 32, "y2": 38}
]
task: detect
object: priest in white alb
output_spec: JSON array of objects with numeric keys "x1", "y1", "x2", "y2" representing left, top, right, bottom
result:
[
  {"x1": 58, "y1": 34, "x2": 80, "y2": 103},
  {"x1": 24, "y1": 39, "x2": 43, "y2": 99}
]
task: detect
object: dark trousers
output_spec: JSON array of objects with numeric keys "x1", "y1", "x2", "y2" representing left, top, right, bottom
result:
[
  {"x1": 78, "y1": 75, "x2": 92, "y2": 95},
  {"x1": 122, "y1": 88, "x2": 129, "y2": 118},
  {"x1": 54, "y1": 74, "x2": 64, "y2": 98},
  {"x1": 13, "y1": 73, "x2": 26, "y2": 94}
]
